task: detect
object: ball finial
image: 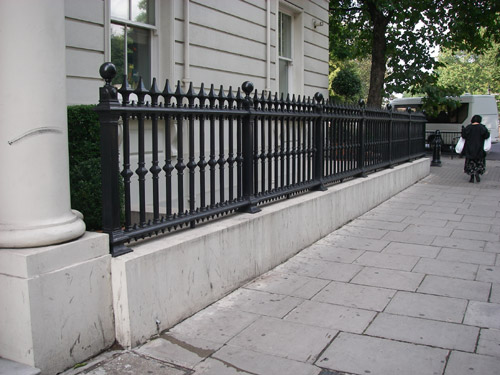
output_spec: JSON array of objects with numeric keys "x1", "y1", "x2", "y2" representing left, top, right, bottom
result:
[
  {"x1": 242, "y1": 81, "x2": 254, "y2": 96},
  {"x1": 314, "y1": 92, "x2": 323, "y2": 103},
  {"x1": 99, "y1": 62, "x2": 117, "y2": 84}
]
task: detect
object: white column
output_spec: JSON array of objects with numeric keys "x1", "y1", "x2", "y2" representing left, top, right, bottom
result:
[{"x1": 0, "y1": 0, "x2": 86, "y2": 247}]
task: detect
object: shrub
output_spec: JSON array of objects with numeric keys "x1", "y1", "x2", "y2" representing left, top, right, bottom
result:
[
  {"x1": 67, "y1": 105, "x2": 102, "y2": 230},
  {"x1": 331, "y1": 68, "x2": 362, "y2": 102}
]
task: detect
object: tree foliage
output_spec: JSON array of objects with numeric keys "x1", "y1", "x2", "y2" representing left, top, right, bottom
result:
[
  {"x1": 329, "y1": 0, "x2": 499, "y2": 107},
  {"x1": 435, "y1": 43, "x2": 500, "y2": 96}
]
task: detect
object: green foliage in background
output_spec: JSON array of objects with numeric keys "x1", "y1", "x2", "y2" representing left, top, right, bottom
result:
[{"x1": 67, "y1": 105, "x2": 103, "y2": 231}]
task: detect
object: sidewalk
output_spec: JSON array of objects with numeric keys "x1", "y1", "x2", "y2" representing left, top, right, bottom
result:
[{"x1": 61, "y1": 155, "x2": 500, "y2": 375}]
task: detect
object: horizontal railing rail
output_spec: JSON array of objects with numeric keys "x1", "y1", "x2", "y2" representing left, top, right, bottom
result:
[{"x1": 95, "y1": 63, "x2": 426, "y2": 256}]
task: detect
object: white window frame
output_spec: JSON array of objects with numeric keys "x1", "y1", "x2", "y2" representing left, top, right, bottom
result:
[
  {"x1": 276, "y1": 2, "x2": 304, "y2": 96},
  {"x1": 105, "y1": 0, "x2": 159, "y2": 88}
]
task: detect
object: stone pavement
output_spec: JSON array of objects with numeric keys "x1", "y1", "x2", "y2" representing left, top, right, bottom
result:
[{"x1": 56, "y1": 154, "x2": 499, "y2": 375}]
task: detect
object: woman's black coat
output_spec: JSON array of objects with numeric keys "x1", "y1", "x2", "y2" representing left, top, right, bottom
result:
[{"x1": 461, "y1": 124, "x2": 490, "y2": 160}]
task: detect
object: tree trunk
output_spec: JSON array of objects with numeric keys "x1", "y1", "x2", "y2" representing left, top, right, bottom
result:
[{"x1": 366, "y1": 1, "x2": 390, "y2": 108}]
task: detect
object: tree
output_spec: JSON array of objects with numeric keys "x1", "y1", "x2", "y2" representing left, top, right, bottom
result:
[
  {"x1": 435, "y1": 44, "x2": 500, "y2": 97},
  {"x1": 329, "y1": 0, "x2": 499, "y2": 108}
]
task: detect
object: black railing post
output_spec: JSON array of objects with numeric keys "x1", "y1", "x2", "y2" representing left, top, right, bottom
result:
[
  {"x1": 313, "y1": 93, "x2": 327, "y2": 191},
  {"x1": 95, "y1": 63, "x2": 131, "y2": 256},
  {"x1": 431, "y1": 130, "x2": 442, "y2": 167},
  {"x1": 407, "y1": 107, "x2": 412, "y2": 161},
  {"x1": 241, "y1": 81, "x2": 261, "y2": 213},
  {"x1": 358, "y1": 99, "x2": 367, "y2": 177},
  {"x1": 387, "y1": 104, "x2": 394, "y2": 168}
]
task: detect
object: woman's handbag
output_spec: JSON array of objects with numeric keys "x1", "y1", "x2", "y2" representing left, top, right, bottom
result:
[
  {"x1": 455, "y1": 137, "x2": 465, "y2": 154},
  {"x1": 484, "y1": 136, "x2": 491, "y2": 152}
]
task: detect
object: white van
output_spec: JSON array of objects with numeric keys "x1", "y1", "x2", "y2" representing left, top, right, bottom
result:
[{"x1": 390, "y1": 95, "x2": 499, "y2": 147}]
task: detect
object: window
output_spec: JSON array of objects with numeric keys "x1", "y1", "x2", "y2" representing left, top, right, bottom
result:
[
  {"x1": 110, "y1": 0, "x2": 155, "y2": 88},
  {"x1": 278, "y1": 11, "x2": 292, "y2": 95}
]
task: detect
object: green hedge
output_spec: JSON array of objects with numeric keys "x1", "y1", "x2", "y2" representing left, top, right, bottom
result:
[{"x1": 67, "y1": 105, "x2": 102, "y2": 230}]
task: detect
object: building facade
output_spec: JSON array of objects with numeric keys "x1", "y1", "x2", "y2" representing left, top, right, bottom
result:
[{"x1": 65, "y1": 0, "x2": 330, "y2": 105}]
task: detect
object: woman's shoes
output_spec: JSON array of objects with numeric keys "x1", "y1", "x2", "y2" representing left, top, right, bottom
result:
[
  {"x1": 476, "y1": 174, "x2": 481, "y2": 183},
  {"x1": 469, "y1": 175, "x2": 474, "y2": 183}
]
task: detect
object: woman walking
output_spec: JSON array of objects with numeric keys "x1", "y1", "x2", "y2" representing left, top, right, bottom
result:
[{"x1": 461, "y1": 115, "x2": 490, "y2": 183}]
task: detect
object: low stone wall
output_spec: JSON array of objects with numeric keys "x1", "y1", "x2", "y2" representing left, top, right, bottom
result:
[{"x1": 112, "y1": 158, "x2": 430, "y2": 348}]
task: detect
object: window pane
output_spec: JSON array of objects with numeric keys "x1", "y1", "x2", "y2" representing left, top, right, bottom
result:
[
  {"x1": 111, "y1": 0, "x2": 129, "y2": 20},
  {"x1": 127, "y1": 26, "x2": 151, "y2": 88},
  {"x1": 132, "y1": 0, "x2": 155, "y2": 25},
  {"x1": 279, "y1": 12, "x2": 292, "y2": 59},
  {"x1": 110, "y1": 23, "x2": 126, "y2": 87},
  {"x1": 279, "y1": 59, "x2": 289, "y2": 95}
]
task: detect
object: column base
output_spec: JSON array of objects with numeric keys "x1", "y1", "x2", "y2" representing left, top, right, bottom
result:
[
  {"x1": 0, "y1": 212, "x2": 86, "y2": 248},
  {"x1": 0, "y1": 232, "x2": 114, "y2": 375}
]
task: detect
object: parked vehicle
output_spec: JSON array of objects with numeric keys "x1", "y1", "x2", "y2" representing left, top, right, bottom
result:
[{"x1": 390, "y1": 95, "x2": 499, "y2": 149}]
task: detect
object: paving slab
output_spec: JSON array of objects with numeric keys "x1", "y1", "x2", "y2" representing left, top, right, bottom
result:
[
  {"x1": 452, "y1": 229, "x2": 500, "y2": 242},
  {"x1": 284, "y1": 300, "x2": 376, "y2": 334},
  {"x1": 227, "y1": 316, "x2": 336, "y2": 363},
  {"x1": 476, "y1": 265, "x2": 500, "y2": 283},
  {"x1": 333, "y1": 225, "x2": 388, "y2": 240},
  {"x1": 353, "y1": 252, "x2": 419, "y2": 271},
  {"x1": 402, "y1": 217, "x2": 449, "y2": 228},
  {"x1": 457, "y1": 207, "x2": 499, "y2": 218},
  {"x1": 136, "y1": 336, "x2": 218, "y2": 369},
  {"x1": 463, "y1": 215, "x2": 500, "y2": 225},
  {"x1": 315, "y1": 262, "x2": 363, "y2": 282},
  {"x1": 365, "y1": 313, "x2": 478, "y2": 351},
  {"x1": 418, "y1": 275, "x2": 491, "y2": 301},
  {"x1": 485, "y1": 241, "x2": 500, "y2": 253},
  {"x1": 208, "y1": 345, "x2": 321, "y2": 375},
  {"x1": 464, "y1": 301, "x2": 500, "y2": 329},
  {"x1": 419, "y1": 211, "x2": 463, "y2": 222},
  {"x1": 347, "y1": 218, "x2": 409, "y2": 231},
  {"x1": 491, "y1": 283, "x2": 500, "y2": 303},
  {"x1": 419, "y1": 205, "x2": 458, "y2": 214},
  {"x1": 167, "y1": 305, "x2": 260, "y2": 345},
  {"x1": 384, "y1": 291, "x2": 468, "y2": 323},
  {"x1": 413, "y1": 258, "x2": 479, "y2": 280},
  {"x1": 370, "y1": 207, "x2": 423, "y2": 218},
  {"x1": 0, "y1": 358, "x2": 40, "y2": 375},
  {"x1": 445, "y1": 351, "x2": 500, "y2": 375},
  {"x1": 77, "y1": 352, "x2": 190, "y2": 375},
  {"x1": 192, "y1": 358, "x2": 254, "y2": 375},
  {"x1": 382, "y1": 242, "x2": 441, "y2": 258},
  {"x1": 312, "y1": 281, "x2": 395, "y2": 311},
  {"x1": 403, "y1": 224, "x2": 454, "y2": 237},
  {"x1": 274, "y1": 256, "x2": 336, "y2": 278},
  {"x1": 432, "y1": 236, "x2": 486, "y2": 251},
  {"x1": 351, "y1": 267, "x2": 425, "y2": 291},
  {"x1": 213, "y1": 288, "x2": 303, "y2": 318},
  {"x1": 362, "y1": 212, "x2": 407, "y2": 222},
  {"x1": 446, "y1": 221, "x2": 492, "y2": 232},
  {"x1": 317, "y1": 234, "x2": 390, "y2": 252},
  {"x1": 382, "y1": 231, "x2": 436, "y2": 246},
  {"x1": 477, "y1": 328, "x2": 500, "y2": 357},
  {"x1": 316, "y1": 332, "x2": 448, "y2": 375},
  {"x1": 298, "y1": 244, "x2": 364, "y2": 263},
  {"x1": 244, "y1": 271, "x2": 329, "y2": 299},
  {"x1": 437, "y1": 248, "x2": 496, "y2": 265}
]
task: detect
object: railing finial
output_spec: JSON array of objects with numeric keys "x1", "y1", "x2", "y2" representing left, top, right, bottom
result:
[
  {"x1": 99, "y1": 62, "x2": 117, "y2": 85},
  {"x1": 242, "y1": 81, "x2": 254, "y2": 97}
]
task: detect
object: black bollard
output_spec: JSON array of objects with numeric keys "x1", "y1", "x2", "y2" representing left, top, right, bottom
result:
[{"x1": 431, "y1": 130, "x2": 442, "y2": 167}]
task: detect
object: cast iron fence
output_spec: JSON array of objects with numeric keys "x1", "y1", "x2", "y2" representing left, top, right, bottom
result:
[{"x1": 95, "y1": 63, "x2": 426, "y2": 256}]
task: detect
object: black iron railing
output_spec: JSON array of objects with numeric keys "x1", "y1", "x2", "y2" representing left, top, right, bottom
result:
[{"x1": 95, "y1": 63, "x2": 426, "y2": 256}]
